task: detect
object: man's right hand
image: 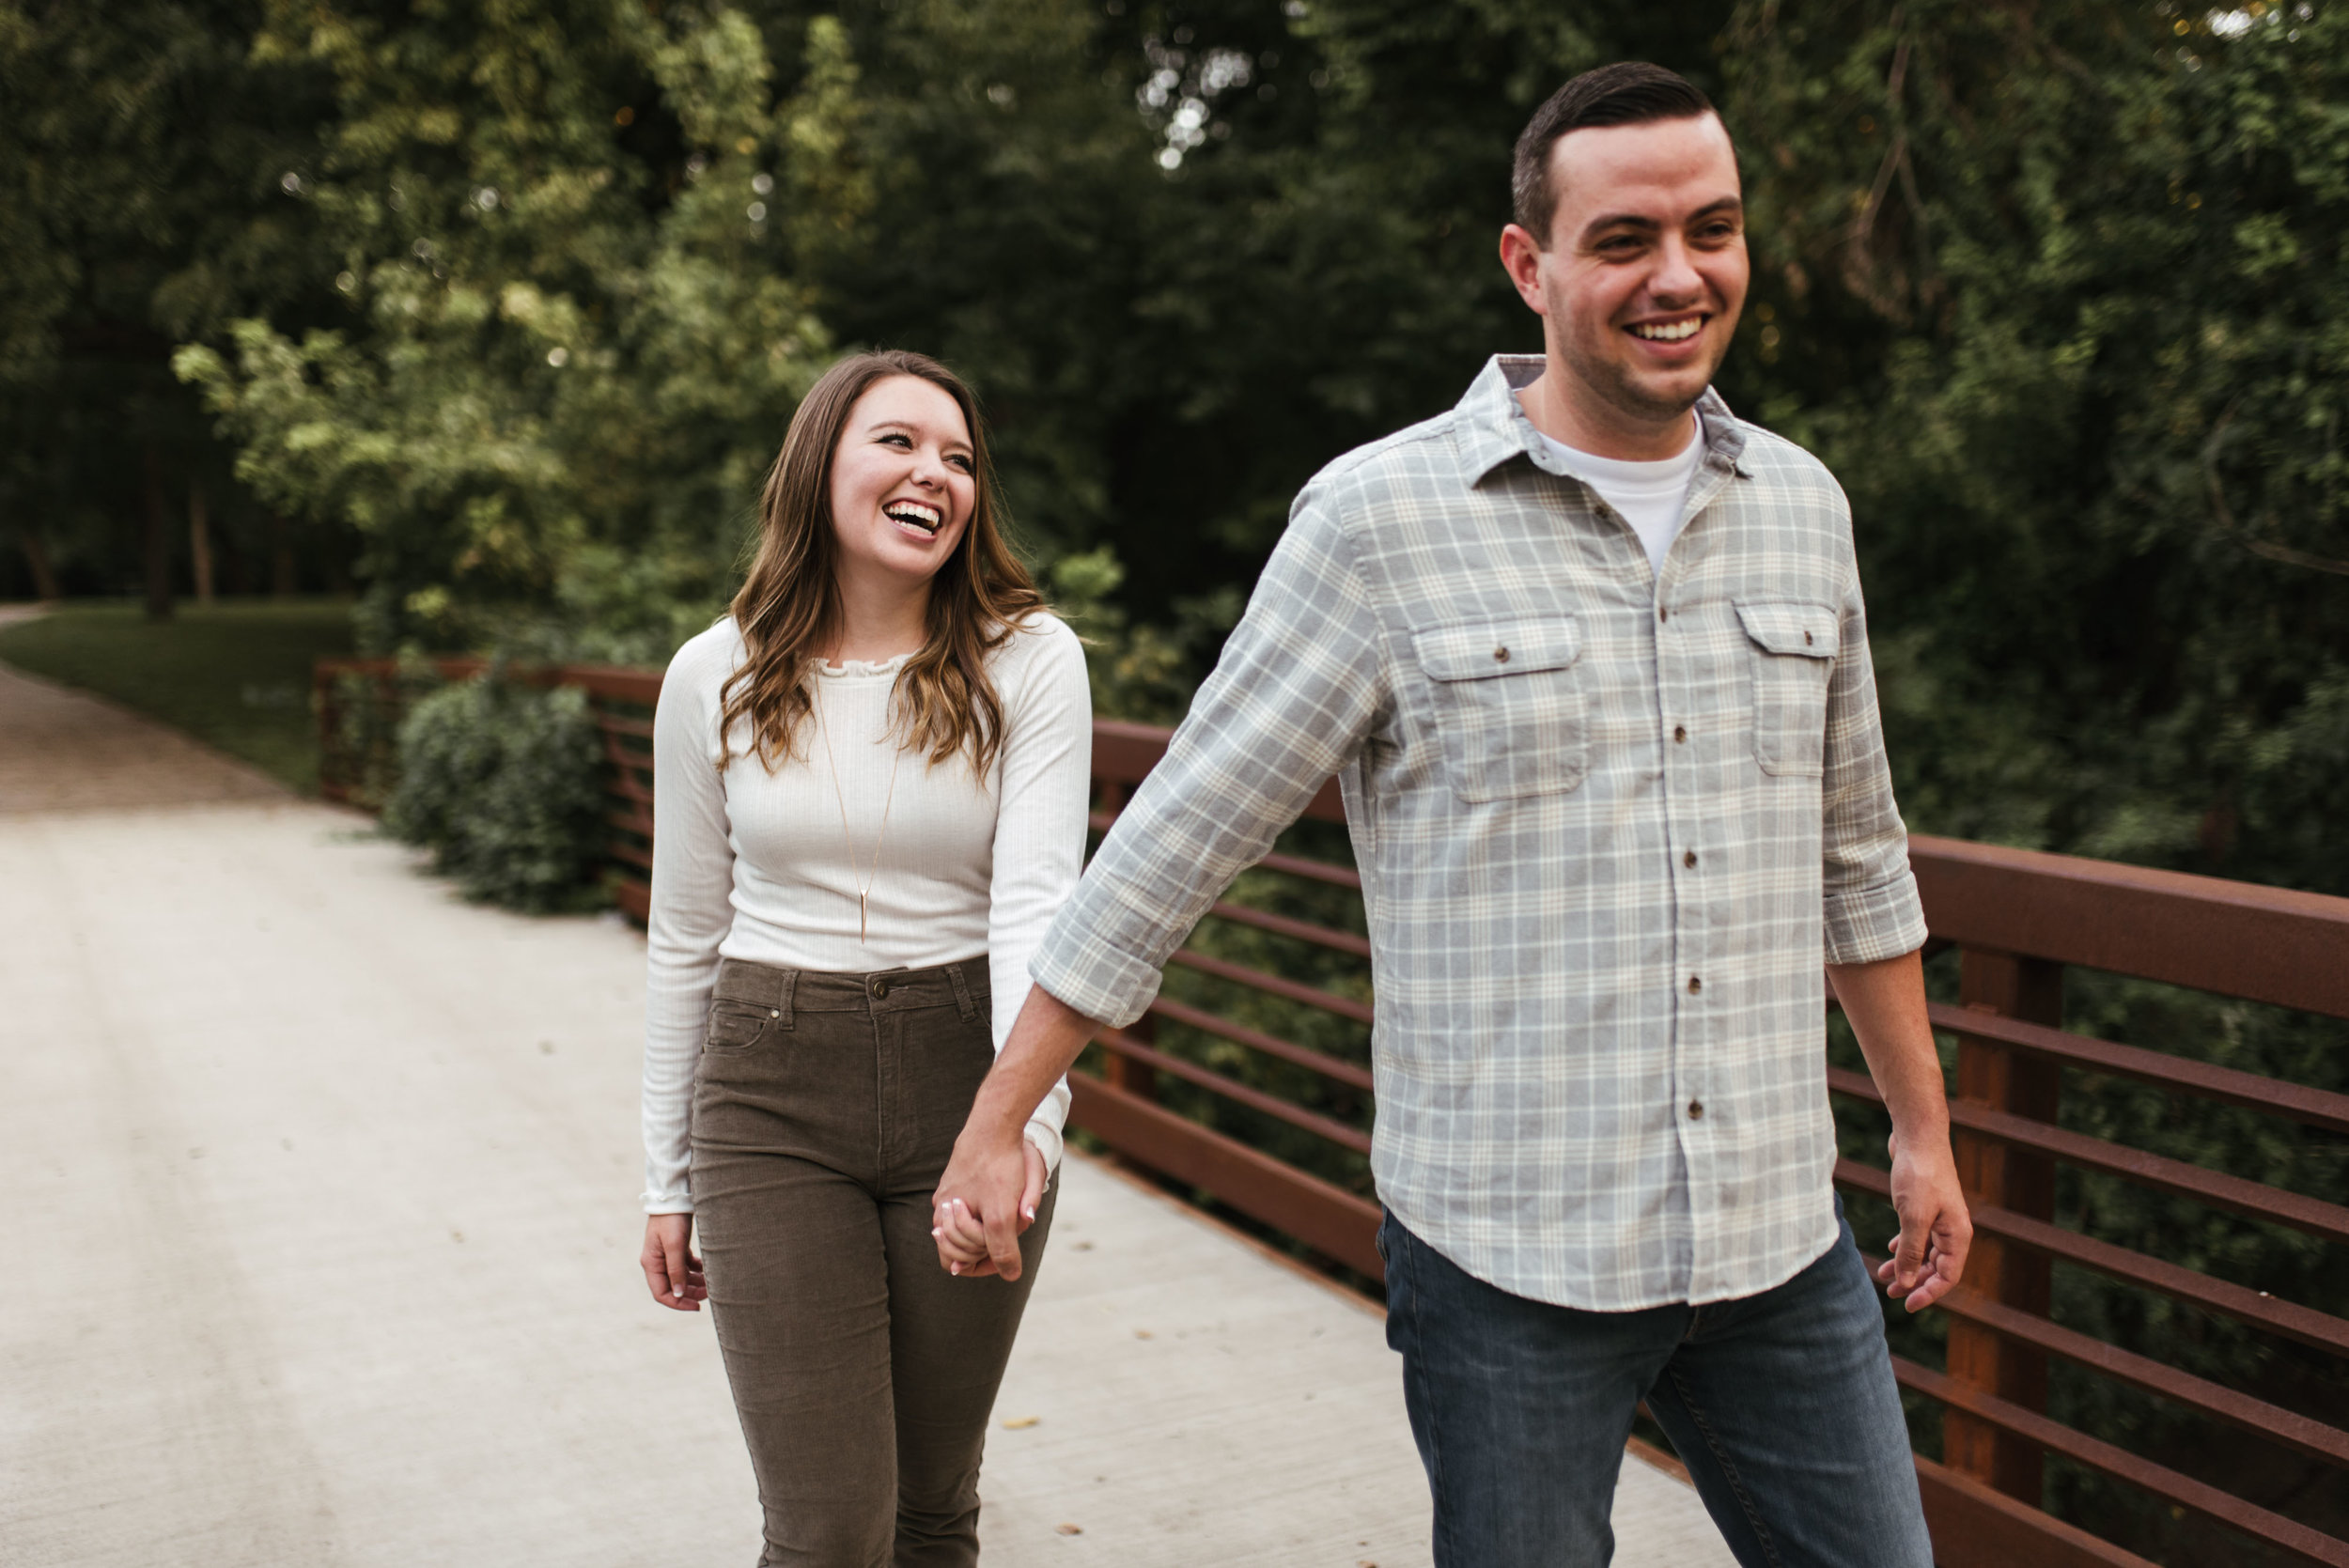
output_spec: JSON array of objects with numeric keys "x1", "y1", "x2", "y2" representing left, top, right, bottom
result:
[
  {"x1": 933, "y1": 1124, "x2": 1035, "y2": 1280},
  {"x1": 930, "y1": 985, "x2": 1104, "y2": 1281}
]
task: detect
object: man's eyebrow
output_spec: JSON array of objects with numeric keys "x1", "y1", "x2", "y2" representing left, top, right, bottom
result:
[{"x1": 1579, "y1": 195, "x2": 1746, "y2": 238}]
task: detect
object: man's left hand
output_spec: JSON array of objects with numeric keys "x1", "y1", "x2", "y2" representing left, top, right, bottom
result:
[{"x1": 1876, "y1": 1127, "x2": 1970, "y2": 1312}]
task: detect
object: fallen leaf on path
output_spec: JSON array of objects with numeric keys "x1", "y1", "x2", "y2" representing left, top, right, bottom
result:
[
  {"x1": 1001, "y1": 1415, "x2": 1041, "y2": 1429},
  {"x1": 1056, "y1": 1523, "x2": 1083, "y2": 1535}
]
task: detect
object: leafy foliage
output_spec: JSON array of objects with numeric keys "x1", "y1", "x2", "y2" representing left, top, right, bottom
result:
[{"x1": 383, "y1": 673, "x2": 607, "y2": 912}]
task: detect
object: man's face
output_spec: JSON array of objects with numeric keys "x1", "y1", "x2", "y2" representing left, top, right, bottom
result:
[{"x1": 1503, "y1": 114, "x2": 1748, "y2": 433}]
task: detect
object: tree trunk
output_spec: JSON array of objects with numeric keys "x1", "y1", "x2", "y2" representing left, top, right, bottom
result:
[
  {"x1": 189, "y1": 479, "x2": 215, "y2": 606},
  {"x1": 268, "y1": 510, "x2": 298, "y2": 598},
  {"x1": 142, "y1": 444, "x2": 174, "y2": 621},
  {"x1": 15, "y1": 524, "x2": 60, "y2": 601}
]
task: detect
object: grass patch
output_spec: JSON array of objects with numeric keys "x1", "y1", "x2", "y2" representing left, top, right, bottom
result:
[{"x1": 0, "y1": 599, "x2": 356, "y2": 793}]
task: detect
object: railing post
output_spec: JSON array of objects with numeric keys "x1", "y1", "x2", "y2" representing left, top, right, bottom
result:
[{"x1": 1945, "y1": 948, "x2": 2064, "y2": 1501}]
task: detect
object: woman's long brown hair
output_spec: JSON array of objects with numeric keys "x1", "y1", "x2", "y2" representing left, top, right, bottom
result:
[{"x1": 719, "y1": 349, "x2": 1044, "y2": 776}]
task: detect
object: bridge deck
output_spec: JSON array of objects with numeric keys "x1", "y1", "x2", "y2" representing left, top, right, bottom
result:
[{"x1": 0, "y1": 653, "x2": 1731, "y2": 1566}]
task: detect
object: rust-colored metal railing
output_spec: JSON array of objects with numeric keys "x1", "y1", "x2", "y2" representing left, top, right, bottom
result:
[{"x1": 318, "y1": 665, "x2": 2349, "y2": 1568}]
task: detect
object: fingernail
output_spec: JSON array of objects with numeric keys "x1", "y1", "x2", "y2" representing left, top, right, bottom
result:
[
  {"x1": 951, "y1": 1263, "x2": 961, "y2": 1275},
  {"x1": 1022, "y1": 1205, "x2": 1036, "y2": 1220}
]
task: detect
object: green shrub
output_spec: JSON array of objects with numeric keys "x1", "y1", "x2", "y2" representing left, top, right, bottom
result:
[{"x1": 384, "y1": 674, "x2": 607, "y2": 912}]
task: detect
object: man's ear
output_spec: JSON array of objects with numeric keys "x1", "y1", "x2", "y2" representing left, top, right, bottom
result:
[{"x1": 1498, "y1": 224, "x2": 1549, "y2": 317}]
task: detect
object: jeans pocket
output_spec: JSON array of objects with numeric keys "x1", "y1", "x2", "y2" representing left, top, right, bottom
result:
[
  {"x1": 703, "y1": 998, "x2": 776, "y2": 1053},
  {"x1": 1735, "y1": 600, "x2": 1837, "y2": 778}
]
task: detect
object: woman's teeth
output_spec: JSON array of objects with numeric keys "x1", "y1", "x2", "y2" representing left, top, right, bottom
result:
[
  {"x1": 1632, "y1": 318, "x2": 1703, "y2": 341},
  {"x1": 884, "y1": 501, "x2": 942, "y2": 535}
]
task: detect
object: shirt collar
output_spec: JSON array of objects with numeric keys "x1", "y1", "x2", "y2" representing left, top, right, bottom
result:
[{"x1": 1454, "y1": 353, "x2": 1750, "y2": 487}]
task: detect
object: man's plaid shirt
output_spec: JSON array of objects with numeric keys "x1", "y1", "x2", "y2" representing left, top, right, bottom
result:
[{"x1": 1033, "y1": 356, "x2": 1927, "y2": 1310}]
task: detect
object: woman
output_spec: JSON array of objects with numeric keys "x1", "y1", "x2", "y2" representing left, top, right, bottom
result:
[{"x1": 637, "y1": 349, "x2": 1089, "y2": 1566}]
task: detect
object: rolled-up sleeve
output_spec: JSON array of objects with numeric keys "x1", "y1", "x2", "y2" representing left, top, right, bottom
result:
[
  {"x1": 1030, "y1": 485, "x2": 1391, "y2": 1026},
  {"x1": 1819, "y1": 564, "x2": 1928, "y2": 965}
]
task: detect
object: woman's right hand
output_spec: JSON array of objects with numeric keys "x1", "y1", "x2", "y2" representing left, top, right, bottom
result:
[{"x1": 641, "y1": 1213, "x2": 707, "y2": 1311}]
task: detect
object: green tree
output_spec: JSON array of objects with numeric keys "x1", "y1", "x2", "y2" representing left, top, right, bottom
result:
[
  {"x1": 0, "y1": 0, "x2": 334, "y2": 609},
  {"x1": 177, "y1": 0, "x2": 846, "y2": 659}
]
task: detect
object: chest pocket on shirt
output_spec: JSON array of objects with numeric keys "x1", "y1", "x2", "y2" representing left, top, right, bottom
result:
[
  {"x1": 1736, "y1": 600, "x2": 1838, "y2": 778},
  {"x1": 1412, "y1": 617, "x2": 1589, "y2": 802}
]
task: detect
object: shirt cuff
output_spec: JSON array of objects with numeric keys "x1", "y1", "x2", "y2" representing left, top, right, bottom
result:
[
  {"x1": 1029, "y1": 938, "x2": 1163, "y2": 1032},
  {"x1": 1823, "y1": 865, "x2": 1930, "y2": 966}
]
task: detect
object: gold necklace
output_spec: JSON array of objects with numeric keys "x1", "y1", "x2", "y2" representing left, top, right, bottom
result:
[{"x1": 812, "y1": 665, "x2": 904, "y2": 944}]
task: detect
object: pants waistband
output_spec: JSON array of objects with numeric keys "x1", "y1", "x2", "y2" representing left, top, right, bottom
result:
[{"x1": 711, "y1": 955, "x2": 988, "y2": 1028}]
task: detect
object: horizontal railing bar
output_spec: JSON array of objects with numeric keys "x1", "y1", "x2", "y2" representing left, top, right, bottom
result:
[
  {"x1": 1147, "y1": 996, "x2": 1377, "y2": 1092},
  {"x1": 1910, "y1": 833, "x2": 2349, "y2": 1019},
  {"x1": 1066, "y1": 1068, "x2": 1383, "y2": 1279},
  {"x1": 1929, "y1": 1001, "x2": 2349, "y2": 1136},
  {"x1": 1252, "y1": 849, "x2": 1363, "y2": 892},
  {"x1": 1911, "y1": 1455, "x2": 2163, "y2": 1568},
  {"x1": 604, "y1": 771, "x2": 654, "y2": 808},
  {"x1": 594, "y1": 713, "x2": 654, "y2": 740},
  {"x1": 1828, "y1": 1068, "x2": 2349, "y2": 1244},
  {"x1": 606, "y1": 808, "x2": 655, "y2": 839},
  {"x1": 1165, "y1": 948, "x2": 1376, "y2": 1026},
  {"x1": 605, "y1": 840, "x2": 652, "y2": 872},
  {"x1": 1097, "y1": 1030, "x2": 1373, "y2": 1155},
  {"x1": 1204, "y1": 899, "x2": 1374, "y2": 959},
  {"x1": 1834, "y1": 1160, "x2": 2349, "y2": 1356},
  {"x1": 1936, "y1": 1289, "x2": 2349, "y2": 1470},
  {"x1": 1893, "y1": 1358, "x2": 2349, "y2": 1566}
]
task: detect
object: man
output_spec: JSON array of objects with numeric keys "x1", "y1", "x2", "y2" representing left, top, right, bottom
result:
[{"x1": 936, "y1": 61, "x2": 1967, "y2": 1567}]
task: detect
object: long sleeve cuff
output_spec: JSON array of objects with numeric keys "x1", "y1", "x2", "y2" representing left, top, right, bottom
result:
[
  {"x1": 1029, "y1": 936, "x2": 1162, "y2": 1033},
  {"x1": 1823, "y1": 864, "x2": 1929, "y2": 966}
]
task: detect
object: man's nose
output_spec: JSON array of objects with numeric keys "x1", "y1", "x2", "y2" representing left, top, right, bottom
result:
[{"x1": 1648, "y1": 237, "x2": 1703, "y2": 304}]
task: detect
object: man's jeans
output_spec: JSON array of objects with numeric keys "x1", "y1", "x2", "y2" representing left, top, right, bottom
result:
[{"x1": 1379, "y1": 1202, "x2": 1933, "y2": 1568}]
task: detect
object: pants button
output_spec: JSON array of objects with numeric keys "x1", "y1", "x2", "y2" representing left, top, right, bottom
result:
[{"x1": 870, "y1": 978, "x2": 889, "y2": 1000}]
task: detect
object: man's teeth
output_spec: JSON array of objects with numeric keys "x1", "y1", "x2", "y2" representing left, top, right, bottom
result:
[
  {"x1": 1632, "y1": 318, "x2": 1703, "y2": 342},
  {"x1": 885, "y1": 502, "x2": 942, "y2": 533}
]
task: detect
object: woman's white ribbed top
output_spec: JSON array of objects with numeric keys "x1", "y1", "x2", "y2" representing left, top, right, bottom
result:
[{"x1": 640, "y1": 613, "x2": 1092, "y2": 1213}]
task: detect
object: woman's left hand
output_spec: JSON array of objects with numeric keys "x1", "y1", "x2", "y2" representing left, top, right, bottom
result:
[{"x1": 934, "y1": 1139, "x2": 1047, "y2": 1277}]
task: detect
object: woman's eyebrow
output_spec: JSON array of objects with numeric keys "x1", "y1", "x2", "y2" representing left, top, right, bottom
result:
[{"x1": 865, "y1": 418, "x2": 972, "y2": 456}]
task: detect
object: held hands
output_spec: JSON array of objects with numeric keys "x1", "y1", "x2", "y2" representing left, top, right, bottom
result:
[
  {"x1": 1875, "y1": 1127, "x2": 1972, "y2": 1312},
  {"x1": 640, "y1": 1212, "x2": 708, "y2": 1311},
  {"x1": 932, "y1": 1134, "x2": 1048, "y2": 1281}
]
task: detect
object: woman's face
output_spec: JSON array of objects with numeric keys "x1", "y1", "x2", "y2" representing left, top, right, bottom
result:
[{"x1": 827, "y1": 374, "x2": 976, "y2": 593}]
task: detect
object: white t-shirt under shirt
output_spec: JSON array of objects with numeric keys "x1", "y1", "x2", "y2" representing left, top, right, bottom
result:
[
  {"x1": 639, "y1": 613, "x2": 1093, "y2": 1214},
  {"x1": 1528, "y1": 411, "x2": 1706, "y2": 578}
]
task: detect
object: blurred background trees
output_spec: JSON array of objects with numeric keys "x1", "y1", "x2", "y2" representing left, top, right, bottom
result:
[{"x1": 2, "y1": 0, "x2": 2343, "y2": 897}]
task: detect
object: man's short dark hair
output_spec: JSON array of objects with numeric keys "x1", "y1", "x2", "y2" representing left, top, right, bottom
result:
[{"x1": 1512, "y1": 63, "x2": 1721, "y2": 246}]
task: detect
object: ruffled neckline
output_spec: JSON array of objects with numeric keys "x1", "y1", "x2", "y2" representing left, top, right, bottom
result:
[{"x1": 813, "y1": 651, "x2": 913, "y2": 679}]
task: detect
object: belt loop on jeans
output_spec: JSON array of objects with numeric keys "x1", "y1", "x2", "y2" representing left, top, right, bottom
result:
[
  {"x1": 773, "y1": 968, "x2": 798, "y2": 1030},
  {"x1": 946, "y1": 961, "x2": 977, "y2": 1024}
]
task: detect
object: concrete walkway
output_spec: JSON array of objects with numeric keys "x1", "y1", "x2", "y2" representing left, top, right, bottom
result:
[{"x1": 0, "y1": 654, "x2": 1735, "y2": 1567}]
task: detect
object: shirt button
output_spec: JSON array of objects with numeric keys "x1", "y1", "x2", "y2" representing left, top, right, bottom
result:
[
  {"x1": 1493, "y1": 645, "x2": 1510, "y2": 663},
  {"x1": 1688, "y1": 975, "x2": 1703, "y2": 995},
  {"x1": 1688, "y1": 1100, "x2": 1705, "y2": 1119},
  {"x1": 1804, "y1": 629, "x2": 1814, "y2": 645},
  {"x1": 1657, "y1": 607, "x2": 1669, "y2": 624},
  {"x1": 870, "y1": 978, "x2": 889, "y2": 1000},
  {"x1": 1683, "y1": 850, "x2": 1698, "y2": 868},
  {"x1": 1673, "y1": 725, "x2": 1688, "y2": 744}
]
